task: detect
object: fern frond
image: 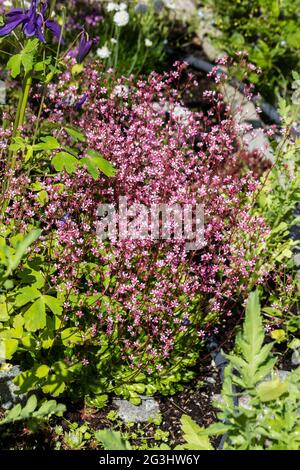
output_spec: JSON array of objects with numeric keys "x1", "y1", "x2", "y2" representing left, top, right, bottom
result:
[{"x1": 227, "y1": 290, "x2": 276, "y2": 389}]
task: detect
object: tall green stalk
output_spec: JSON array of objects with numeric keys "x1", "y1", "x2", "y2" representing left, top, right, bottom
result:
[
  {"x1": 1, "y1": 71, "x2": 32, "y2": 215},
  {"x1": 16, "y1": 71, "x2": 32, "y2": 133}
]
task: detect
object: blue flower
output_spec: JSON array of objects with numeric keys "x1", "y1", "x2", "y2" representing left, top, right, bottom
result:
[
  {"x1": 77, "y1": 31, "x2": 98, "y2": 63},
  {"x1": 58, "y1": 213, "x2": 70, "y2": 227},
  {"x1": 0, "y1": 0, "x2": 62, "y2": 43},
  {"x1": 74, "y1": 93, "x2": 88, "y2": 111}
]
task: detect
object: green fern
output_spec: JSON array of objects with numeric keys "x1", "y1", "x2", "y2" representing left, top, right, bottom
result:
[
  {"x1": 227, "y1": 290, "x2": 276, "y2": 389},
  {"x1": 184, "y1": 290, "x2": 300, "y2": 450},
  {"x1": 94, "y1": 429, "x2": 132, "y2": 450},
  {"x1": 0, "y1": 394, "x2": 65, "y2": 425}
]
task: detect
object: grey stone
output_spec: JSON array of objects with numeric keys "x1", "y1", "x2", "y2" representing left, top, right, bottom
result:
[
  {"x1": 212, "y1": 370, "x2": 290, "y2": 409},
  {"x1": 0, "y1": 365, "x2": 26, "y2": 410},
  {"x1": 223, "y1": 84, "x2": 274, "y2": 162},
  {"x1": 243, "y1": 129, "x2": 274, "y2": 161},
  {"x1": 292, "y1": 350, "x2": 300, "y2": 366},
  {"x1": 113, "y1": 395, "x2": 160, "y2": 423},
  {"x1": 202, "y1": 38, "x2": 220, "y2": 62},
  {"x1": 212, "y1": 393, "x2": 251, "y2": 409},
  {"x1": 193, "y1": 10, "x2": 276, "y2": 164},
  {"x1": 165, "y1": 0, "x2": 197, "y2": 22},
  {"x1": 294, "y1": 253, "x2": 300, "y2": 267},
  {"x1": 205, "y1": 377, "x2": 216, "y2": 385},
  {"x1": 277, "y1": 370, "x2": 290, "y2": 381},
  {"x1": 212, "y1": 393, "x2": 223, "y2": 404}
]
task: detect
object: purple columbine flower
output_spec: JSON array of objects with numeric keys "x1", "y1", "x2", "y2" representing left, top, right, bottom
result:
[
  {"x1": 58, "y1": 213, "x2": 70, "y2": 227},
  {"x1": 77, "y1": 31, "x2": 98, "y2": 63},
  {"x1": 74, "y1": 93, "x2": 88, "y2": 111},
  {"x1": 0, "y1": 0, "x2": 62, "y2": 43}
]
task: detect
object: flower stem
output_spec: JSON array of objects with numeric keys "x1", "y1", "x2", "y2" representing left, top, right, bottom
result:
[
  {"x1": 114, "y1": 28, "x2": 120, "y2": 70},
  {"x1": 12, "y1": 86, "x2": 24, "y2": 135},
  {"x1": 1, "y1": 71, "x2": 32, "y2": 216},
  {"x1": 128, "y1": 31, "x2": 142, "y2": 76},
  {"x1": 16, "y1": 71, "x2": 32, "y2": 132}
]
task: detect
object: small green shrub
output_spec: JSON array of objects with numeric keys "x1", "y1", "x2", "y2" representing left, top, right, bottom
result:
[
  {"x1": 207, "y1": 0, "x2": 300, "y2": 102},
  {"x1": 179, "y1": 290, "x2": 300, "y2": 450}
]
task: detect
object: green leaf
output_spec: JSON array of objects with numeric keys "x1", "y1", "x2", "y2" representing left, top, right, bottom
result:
[
  {"x1": 42, "y1": 361, "x2": 69, "y2": 396},
  {"x1": 7, "y1": 39, "x2": 39, "y2": 78},
  {"x1": 35, "y1": 365, "x2": 50, "y2": 379},
  {"x1": 0, "y1": 302, "x2": 12, "y2": 321},
  {"x1": 13, "y1": 314, "x2": 24, "y2": 329},
  {"x1": 65, "y1": 127, "x2": 86, "y2": 142},
  {"x1": 9, "y1": 229, "x2": 41, "y2": 274},
  {"x1": 7, "y1": 54, "x2": 21, "y2": 78},
  {"x1": 52, "y1": 152, "x2": 79, "y2": 174},
  {"x1": 43, "y1": 295, "x2": 63, "y2": 316},
  {"x1": 271, "y1": 329, "x2": 286, "y2": 343},
  {"x1": 21, "y1": 52, "x2": 33, "y2": 74},
  {"x1": 42, "y1": 375, "x2": 66, "y2": 396},
  {"x1": 33, "y1": 136, "x2": 60, "y2": 151},
  {"x1": 52, "y1": 361, "x2": 69, "y2": 377},
  {"x1": 14, "y1": 368, "x2": 40, "y2": 393},
  {"x1": 288, "y1": 338, "x2": 300, "y2": 350},
  {"x1": 36, "y1": 190, "x2": 49, "y2": 206},
  {"x1": 0, "y1": 338, "x2": 18, "y2": 360},
  {"x1": 15, "y1": 286, "x2": 41, "y2": 307},
  {"x1": 0, "y1": 404, "x2": 22, "y2": 424},
  {"x1": 257, "y1": 377, "x2": 288, "y2": 402},
  {"x1": 8, "y1": 136, "x2": 26, "y2": 152},
  {"x1": 200, "y1": 422, "x2": 232, "y2": 436},
  {"x1": 40, "y1": 315, "x2": 60, "y2": 349},
  {"x1": 34, "y1": 61, "x2": 45, "y2": 72},
  {"x1": 131, "y1": 383, "x2": 146, "y2": 394},
  {"x1": 229, "y1": 290, "x2": 275, "y2": 389},
  {"x1": 34, "y1": 400, "x2": 65, "y2": 418},
  {"x1": 24, "y1": 297, "x2": 46, "y2": 332},
  {"x1": 61, "y1": 327, "x2": 83, "y2": 347},
  {"x1": 20, "y1": 394, "x2": 37, "y2": 417},
  {"x1": 82, "y1": 149, "x2": 116, "y2": 178},
  {"x1": 94, "y1": 429, "x2": 131, "y2": 450},
  {"x1": 179, "y1": 415, "x2": 213, "y2": 450},
  {"x1": 85, "y1": 394, "x2": 108, "y2": 410},
  {"x1": 23, "y1": 38, "x2": 39, "y2": 54},
  {"x1": 270, "y1": 0, "x2": 280, "y2": 18},
  {"x1": 71, "y1": 63, "x2": 84, "y2": 75},
  {"x1": 0, "y1": 395, "x2": 65, "y2": 424}
]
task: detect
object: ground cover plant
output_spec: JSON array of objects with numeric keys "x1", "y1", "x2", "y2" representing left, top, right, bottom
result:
[
  {"x1": 0, "y1": 0, "x2": 299, "y2": 454},
  {"x1": 204, "y1": 0, "x2": 300, "y2": 104}
]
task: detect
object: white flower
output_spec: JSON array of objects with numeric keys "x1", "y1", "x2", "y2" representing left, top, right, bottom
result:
[
  {"x1": 119, "y1": 2, "x2": 128, "y2": 10},
  {"x1": 107, "y1": 2, "x2": 119, "y2": 12},
  {"x1": 292, "y1": 80, "x2": 300, "y2": 105},
  {"x1": 172, "y1": 105, "x2": 191, "y2": 123},
  {"x1": 96, "y1": 45, "x2": 111, "y2": 59},
  {"x1": 113, "y1": 84, "x2": 129, "y2": 97},
  {"x1": 4, "y1": 0, "x2": 31, "y2": 7},
  {"x1": 163, "y1": 0, "x2": 176, "y2": 9},
  {"x1": 113, "y1": 10, "x2": 129, "y2": 27},
  {"x1": 145, "y1": 38, "x2": 153, "y2": 47},
  {"x1": 110, "y1": 38, "x2": 118, "y2": 44}
]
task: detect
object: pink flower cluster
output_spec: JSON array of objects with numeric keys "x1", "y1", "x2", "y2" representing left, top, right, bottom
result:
[{"x1": 3, "y1": 63, "x2": 271, "y2": 371}]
